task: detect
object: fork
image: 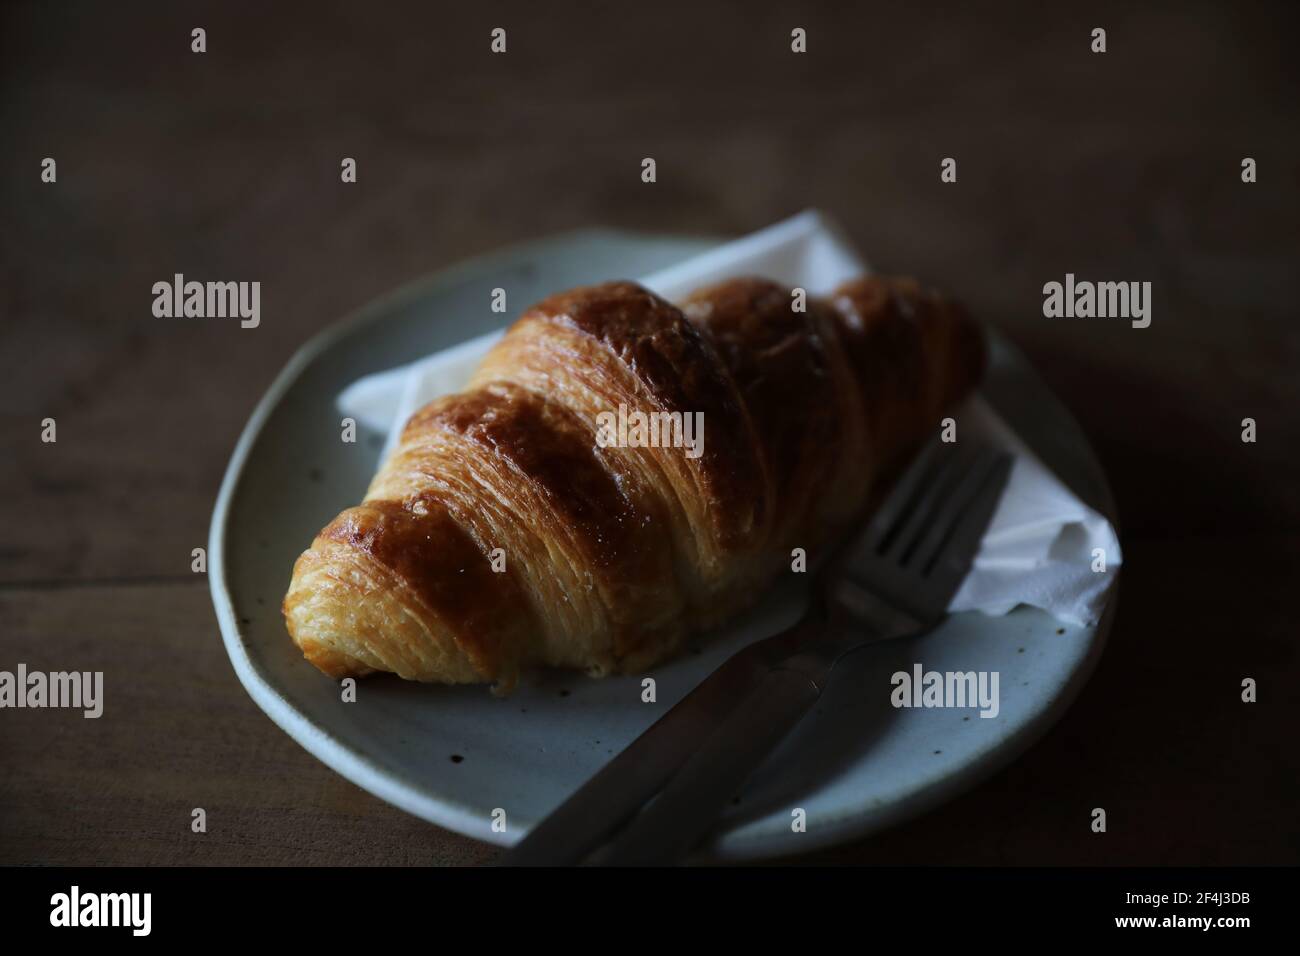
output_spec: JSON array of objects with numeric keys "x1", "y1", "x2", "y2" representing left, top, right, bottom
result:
[{"x1": 502, "y1": 438, "x2": 1013, "y2": 866}]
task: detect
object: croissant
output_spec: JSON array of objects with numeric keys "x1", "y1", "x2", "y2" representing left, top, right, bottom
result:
[{"x1": 283, "y1": 275, "x2": 985, "y2": 689}]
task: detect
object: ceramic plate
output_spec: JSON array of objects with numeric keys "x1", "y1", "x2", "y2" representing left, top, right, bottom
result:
[{"x1": 210, "y1": 229, "x2": 1119, "y2": 861}]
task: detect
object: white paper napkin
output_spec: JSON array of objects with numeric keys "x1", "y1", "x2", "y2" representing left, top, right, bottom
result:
[{"x1": 338, "y1": 211, "x2": 1121, "y2": 626}]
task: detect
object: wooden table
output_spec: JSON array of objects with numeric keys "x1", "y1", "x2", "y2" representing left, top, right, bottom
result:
[{"x1": 3, "y1": 1, "x2": 1297, "y2": 865}]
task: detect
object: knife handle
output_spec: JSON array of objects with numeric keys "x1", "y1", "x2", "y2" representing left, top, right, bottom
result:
[{"x1": 596, "y1": 664, "x2": 824, "y2": 866}]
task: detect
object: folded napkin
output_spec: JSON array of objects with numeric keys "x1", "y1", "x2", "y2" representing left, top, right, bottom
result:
[{"x1": 338, "y1": 211, "x2": 1121, "y2": 627}]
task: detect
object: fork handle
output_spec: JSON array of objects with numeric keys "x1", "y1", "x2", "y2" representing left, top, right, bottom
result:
[{"x1": 596, "y1": 665, "x2": 824, "y2": 866}]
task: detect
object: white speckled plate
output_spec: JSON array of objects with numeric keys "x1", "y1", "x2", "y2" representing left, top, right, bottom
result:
[{"x1": 210, "y1": 229, "x2": 1119, "y2": 862}]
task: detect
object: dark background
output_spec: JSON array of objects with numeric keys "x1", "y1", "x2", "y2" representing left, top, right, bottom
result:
[{"x1": 2, "y1": 1, "x2": 1297, "y2": 865}]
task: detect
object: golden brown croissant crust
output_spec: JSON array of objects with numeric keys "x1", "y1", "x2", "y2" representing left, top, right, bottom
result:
[{"x1": 283, "y1": 275, "x2": 985, "y2": 688}]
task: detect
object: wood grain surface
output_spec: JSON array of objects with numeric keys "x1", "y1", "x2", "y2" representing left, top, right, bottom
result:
[{"x1": 2, "y1": 0, "x2": 1297, "y2": 865}]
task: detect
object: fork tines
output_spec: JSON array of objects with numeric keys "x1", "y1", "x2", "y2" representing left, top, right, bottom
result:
[{"x1": 838, "y1": 438, "x2": 1014, "y2": 611}]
